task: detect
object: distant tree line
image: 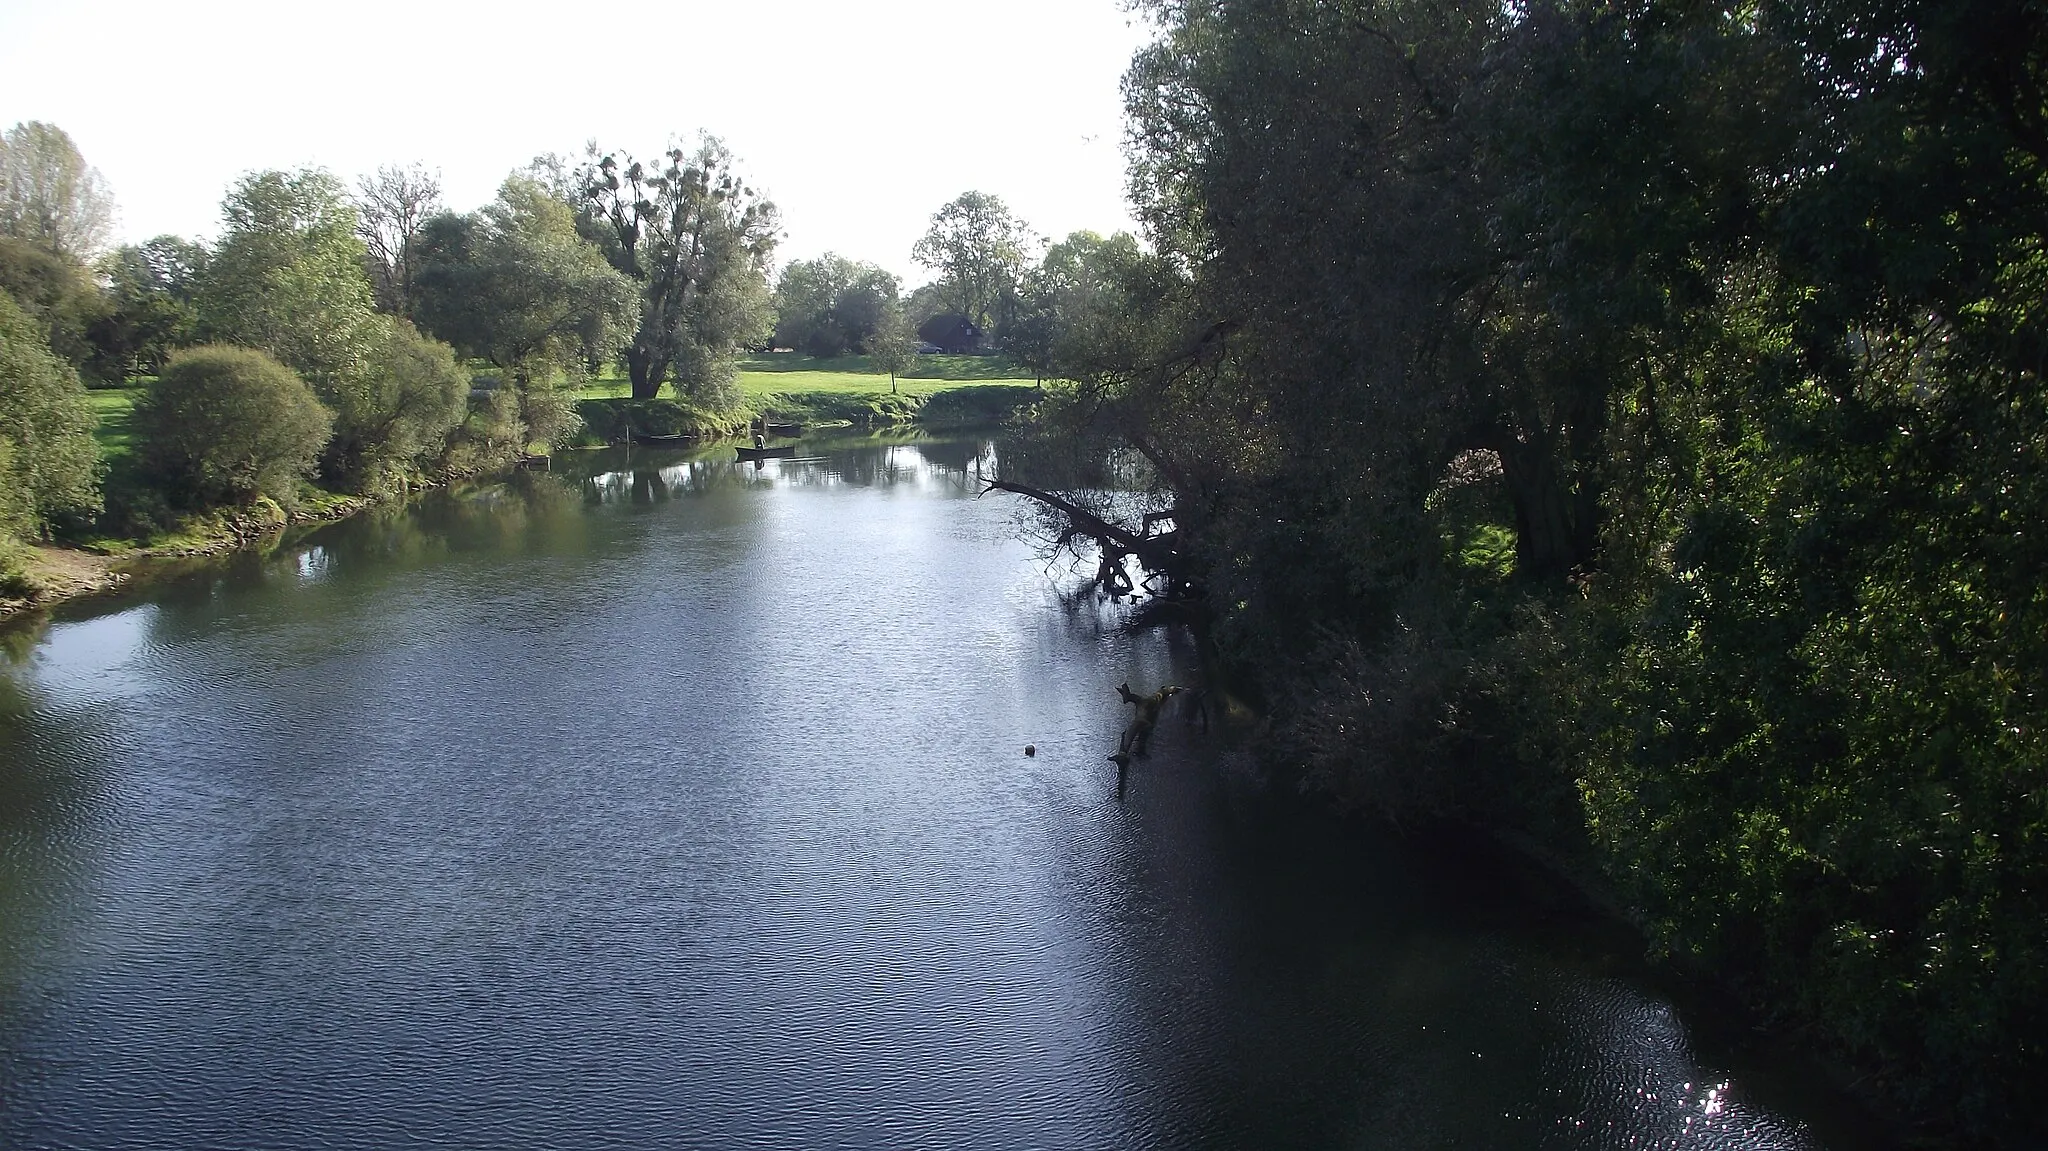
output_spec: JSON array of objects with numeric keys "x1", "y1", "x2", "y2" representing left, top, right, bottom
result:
[{"x1": 988, "y1": 0, "x2": 2048, "y2": 1142}]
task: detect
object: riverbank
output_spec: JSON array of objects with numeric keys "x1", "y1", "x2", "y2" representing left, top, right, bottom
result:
[
  {"x1": 0, "y1": 545, "x2": 130, "y2": 619},
  {"x1": 0, "y1": 493, "x2": 376, "y2": 627}
]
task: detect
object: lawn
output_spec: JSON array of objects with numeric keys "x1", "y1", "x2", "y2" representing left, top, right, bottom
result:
[
  {"x1": 88, "y1": 386, "x2": 141, "y2": 462},
  {"x1": 570, "y1": 351, "x2": 1040, "y2": 402}
]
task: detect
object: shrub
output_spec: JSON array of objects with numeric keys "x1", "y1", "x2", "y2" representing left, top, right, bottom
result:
[
  {"x1": 134, "y1": 345, "x2": 331, "y2": 508},
  {"x1": 0, "y1": 290, "x2": 100, "y2": 538},
  {"x1": 322, "y1": 317, "x2": 467, "y2": 494}
]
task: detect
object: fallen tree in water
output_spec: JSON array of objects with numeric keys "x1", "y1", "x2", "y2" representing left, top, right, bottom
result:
[{"x1": 982, "y1": 478, "x2": 1200, "y2": 606}]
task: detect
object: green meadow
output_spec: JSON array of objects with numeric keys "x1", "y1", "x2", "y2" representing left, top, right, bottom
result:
[
  {"x1": 571, "y1": 351, "x2": 1039, "y2": 402},
  {"x1": 88, "y1": 386, "x2": 141, "y2": 462}
]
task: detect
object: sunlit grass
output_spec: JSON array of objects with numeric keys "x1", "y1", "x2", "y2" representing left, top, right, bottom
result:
[
  {"x1": 570, "y1": 352, "x2": 1039, "y2": 402},
  {"x1": 88, "y1": 386, "x2": 142, "y2": 462}
]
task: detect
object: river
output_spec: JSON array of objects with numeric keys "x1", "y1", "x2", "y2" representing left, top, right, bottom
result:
[{"x1": 0, "y1": 435, "x2": 1870, "y2": 1149}]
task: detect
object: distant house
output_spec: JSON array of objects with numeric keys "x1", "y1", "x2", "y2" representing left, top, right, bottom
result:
[{"x1": 917, "y1": 314, "x2": 984, "y2": 354}]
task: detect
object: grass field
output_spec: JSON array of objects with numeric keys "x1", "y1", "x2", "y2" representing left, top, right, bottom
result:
[
  {"x1": 88, "y1": 387, "x2": 140, "y2": 462},
  {"x1": 570, "y1": 351, "x2": 1039, "y2": 402}
]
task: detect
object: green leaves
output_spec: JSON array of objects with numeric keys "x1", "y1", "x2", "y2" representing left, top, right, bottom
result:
[
  {"x1": 132, "y1": 345, "x2": 331, "y2": 508},
  {"x1": 198, "y1": 169, "x2": 379, "y2": 393},
  {"x1": 1105, "y1": 0, "x2": 2048, "y2": 1135},
  {"x1": 0, "y1": 291, "x2": 100, "y2": 537},
  {"x1": 578, "y1": 137, "x2": 780, "y2": 403}
]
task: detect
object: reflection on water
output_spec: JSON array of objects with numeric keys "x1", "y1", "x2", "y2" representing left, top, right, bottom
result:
[{"x1": 0, "y1": 436, "x2": 1865, "y2": 1149}]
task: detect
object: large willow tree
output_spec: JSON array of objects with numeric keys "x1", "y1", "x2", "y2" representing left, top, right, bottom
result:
[{"x1": 577, "y1": 137, "x2": 778, "y2": 405}]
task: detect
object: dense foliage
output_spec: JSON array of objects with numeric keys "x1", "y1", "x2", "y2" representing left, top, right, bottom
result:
[
  {"x1": 321, "y1": 317, "x2": 470, "y2": 494},
  {"x1": 0, "y1": 291, "x2": 99, "y2": 558},
  {"x1": 414, "y1": 176, "x2": 635, "y2": 379},
  {"x1": 197, "y1": 168, "x2": 381, "y2": 393},
  {"x1": 133, "y1": 346, "x2": 331, "y2": 508},
  {"x1": 1008, "y1": 0, "x2": 2048, "y2": 1139},
  {"x1": 0, "y1": 235, "x2": 108, "y2": 376},
  {"x1": 91, "y1": 238, "x2": 205, "y2": 381}
]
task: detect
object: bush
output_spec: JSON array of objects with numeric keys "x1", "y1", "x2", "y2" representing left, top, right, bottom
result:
[
  {"x1": 322, "y1": 317, "x2": 467, "y2": 494},
  {"x1": 134, "y1": 345, "x2": 332, "y2": 508},
  {"x1": 0, "y1": 291, "x2": 100, "y2": 538}
]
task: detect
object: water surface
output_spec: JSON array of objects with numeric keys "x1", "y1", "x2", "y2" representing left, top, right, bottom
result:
[{"x1": 0, "y1": 436, "x2": 1856, "y2": 1148}]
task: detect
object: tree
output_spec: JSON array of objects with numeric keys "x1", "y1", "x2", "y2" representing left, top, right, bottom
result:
[
  {"x1": 198, "y1": 168, "x2": 380, "y2": 392},
  {"x1": 413, "y1": 175, "x2": 636, "y2": 461},
  {"x1": 133, "y1": 346, "x2": 331, "y2": 508},
  {"x1": 910, "y1": 192, "x2": 1037, "y2": 333},
  {"x1": 0, "y1": 234, "x2": 110, "y2": 371},
  {"x1": 1008, "y1": 230, "x2": 1147, "y2": 379},
  {"x1": 198, "y1": 170, "x2": 477, "y2": 490},
  {"x1": 89, "y1": 239, "x2": 204, "y2": 380},
  {"x1": 1071, "y1": 0, "x2": 2048, "y2": 1139},
  {"x1": 354, "y1": 163, "x2": 442, "y2": 318},
  {"x1": 864, "y1": 302, "x2": 918, "y2": 392},
  {"x1": 414, "y1": 176, "x2": 635, "y2": 379},
  {"x1": 577, "y1": 136, "x2": 779, "y2": 403},
  {"x1": 320, "y1": 317, "x2": 469, "y2": 493},
  {"x1": 0, "y1": 121, "x2": 115, "y2": 263},
  {"x1": 772, "y1": 254, "x2": 899, "y2": 357},
  {"x1": 129, "y1": 235, "x2": 210, "y2": 300},
  {"x1": 0, "y1": 291, "x2": 100, "y2": 541}
]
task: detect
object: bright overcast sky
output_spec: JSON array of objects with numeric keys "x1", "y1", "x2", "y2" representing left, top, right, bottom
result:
[{"x1": 0, "y1": 0, "x2": 1154, "y2": 284}]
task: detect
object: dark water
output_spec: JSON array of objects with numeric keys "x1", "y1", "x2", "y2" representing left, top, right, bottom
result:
[{"x1": 0, "y1": 436, "x2": 1864, "y2": 1149}]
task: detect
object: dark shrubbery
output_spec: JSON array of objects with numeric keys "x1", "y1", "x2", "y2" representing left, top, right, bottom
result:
[
  {"x1": 1018, "y1": 0, "x2": 2048, "y2": 1139},
  {"x1": 918, "y1": 383, "x2": 1038, "y2": 426}
]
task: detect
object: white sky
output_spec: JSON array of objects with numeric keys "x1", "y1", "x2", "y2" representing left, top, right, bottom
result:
[{"x1": 0, "y1": 0, "x2": 1153, "y2": 285}]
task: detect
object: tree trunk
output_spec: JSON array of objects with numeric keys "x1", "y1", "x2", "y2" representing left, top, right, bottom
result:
[
  {"x1": 1499, "y1": 436, "x2": 1599, "y2": 582},
  {"x1": 627, "y1": 345, "x2": 660, "y2": 401}
]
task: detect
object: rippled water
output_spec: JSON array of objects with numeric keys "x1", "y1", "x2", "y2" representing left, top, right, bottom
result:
[{"x1": 0, "y1": 436, "x2": 1860, "y2": 1149}]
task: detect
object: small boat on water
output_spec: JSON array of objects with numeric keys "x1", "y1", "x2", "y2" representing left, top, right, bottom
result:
[
  {"x1": 736, "y1": 443, "x2": 799, "y2": 461},
  {"x1": 632, "y1": 432, "x2": 695, "y2": 446},
  {"x1": 765, "y1": 421, "x2": 803, "y2": 437}
]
